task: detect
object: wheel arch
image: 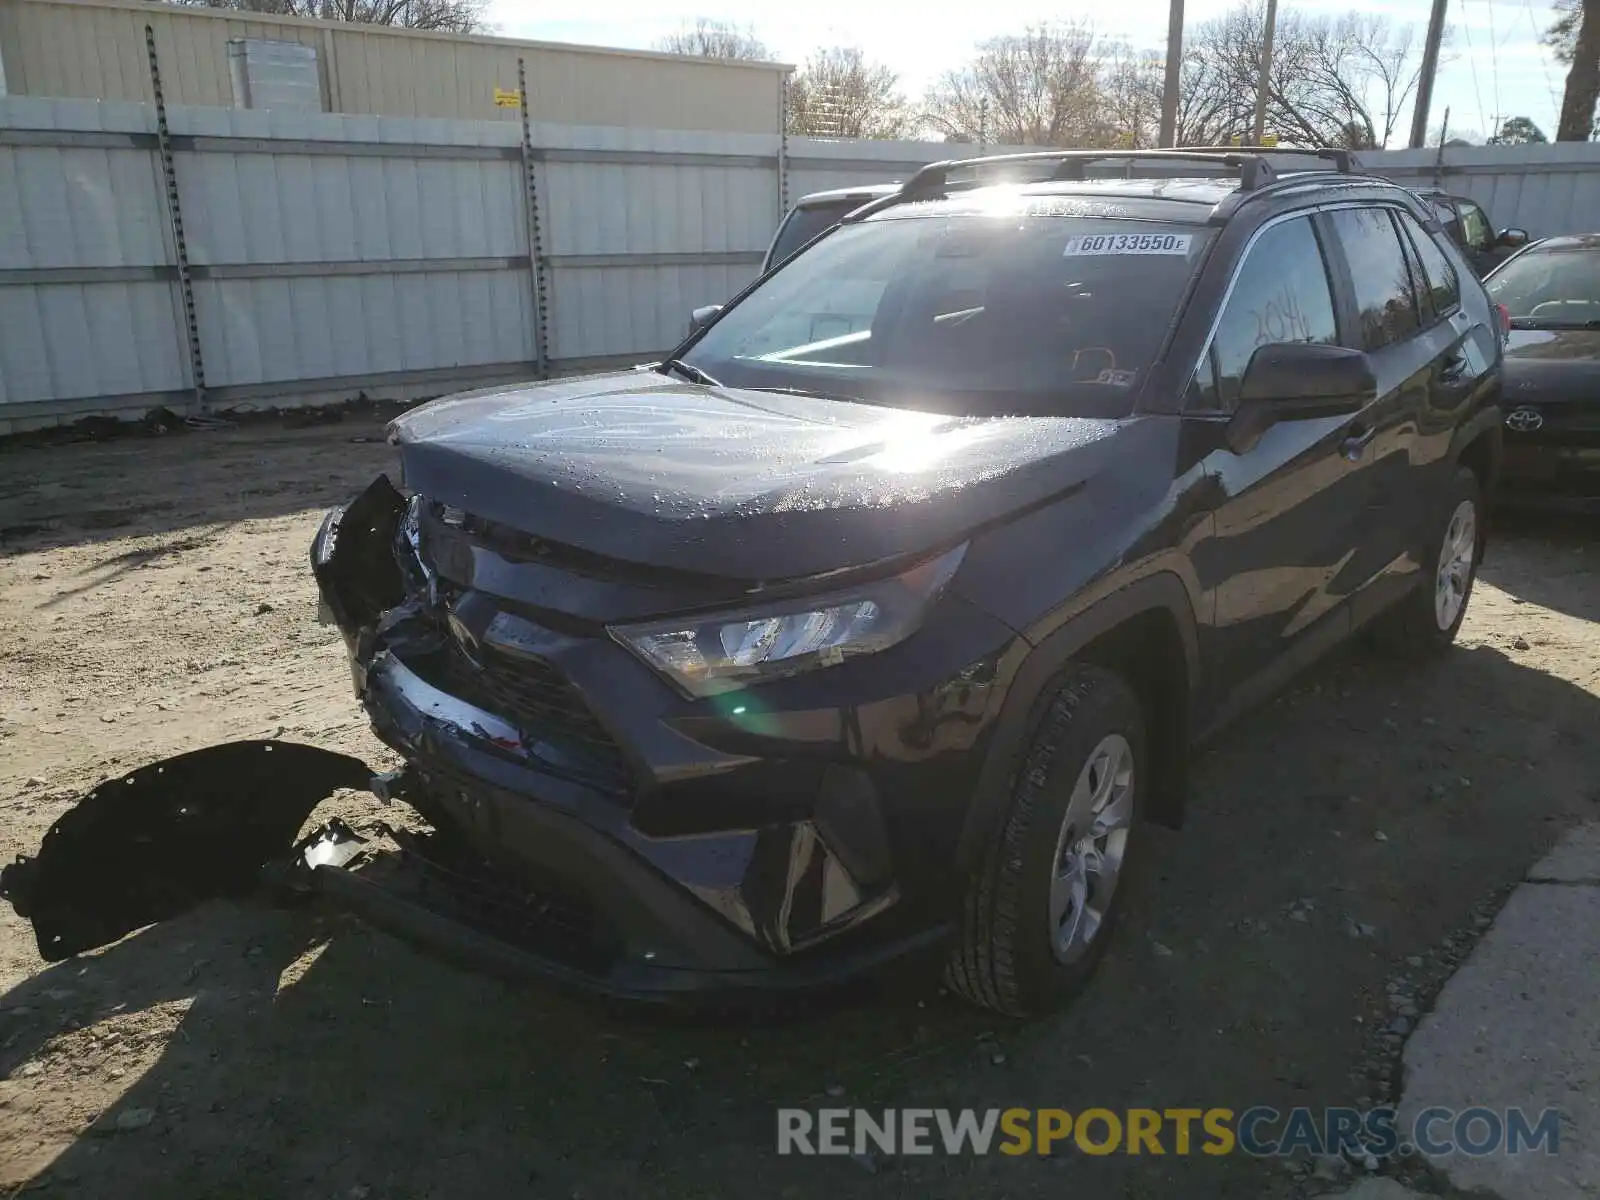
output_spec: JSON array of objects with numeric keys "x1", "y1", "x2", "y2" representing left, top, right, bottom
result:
[{"x1": 955, "y1": 573, "x2": 1201, "y2": 876}]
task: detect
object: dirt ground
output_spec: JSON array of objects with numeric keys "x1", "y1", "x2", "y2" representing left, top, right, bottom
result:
[{"x1": 0, "y1": 420, "x2": 1596, "y2": 1200}]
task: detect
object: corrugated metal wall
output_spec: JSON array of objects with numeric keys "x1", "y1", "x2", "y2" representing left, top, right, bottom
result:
[
  {"x1": 6, "y1": 91, "x2": 1600, "y2": 433},
  {"x1": 1361, "y1": 144, "x2": 1600, "y2": 240},
  {"x1": 0, "y1": 96, "x2": 545, "y2": 426},
  {"x1": 0, "y1": 99, "x2": 192, "y2": 411},
  {"x1": 0, "y1": 0, "x2": 787, "y2": 132}
]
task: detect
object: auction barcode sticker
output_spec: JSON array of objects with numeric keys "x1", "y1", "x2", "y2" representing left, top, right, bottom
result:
[{"x1": 1064, "y1": 233, "x2": 1193, "y2": 256}]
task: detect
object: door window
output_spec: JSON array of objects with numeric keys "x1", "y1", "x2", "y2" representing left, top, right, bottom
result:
[
  {"x1": 1328, "y1": 208, "x2": 1421, "y2": 352},
  {"x1": 1193, "y1": 215, "x2": 1339, "y2": 411},
  {"x1": 1396, "y1": 210, "x2": 1462, "y2": 319},
  {"x1": 1457, "y1": 201, "x2": 1493, "y2": 252}
]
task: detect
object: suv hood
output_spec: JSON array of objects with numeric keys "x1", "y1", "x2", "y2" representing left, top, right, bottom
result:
[{"x1": 390, "y1": 371, "x2": 1119, "y2": 581}]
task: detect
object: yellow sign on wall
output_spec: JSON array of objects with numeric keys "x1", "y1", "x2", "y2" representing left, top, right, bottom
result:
[{"x1": 494, "y1": 87, "x2": 520, "y2": 109}]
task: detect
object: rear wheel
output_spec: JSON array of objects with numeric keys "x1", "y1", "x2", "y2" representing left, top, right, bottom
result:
[
  {"x1": 944, "y1": 664, "x2": 1146, "y2": 1017},
  {"x1": 1370, "y1": 466, "x2": 1483, "y2": 658}
]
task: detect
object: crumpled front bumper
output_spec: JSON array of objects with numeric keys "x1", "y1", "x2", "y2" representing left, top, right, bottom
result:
[
  {"x1": 317, "y1": 652, "x2": 943, "y2": 1001},
  {"x1": 306, "y1": 476, "x2": 963, "y2": 1001}
]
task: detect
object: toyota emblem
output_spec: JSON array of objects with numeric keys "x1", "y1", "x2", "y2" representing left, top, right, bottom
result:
[{"x1": 1505, "y1": 407, "x2": 1544, "y2": 432}]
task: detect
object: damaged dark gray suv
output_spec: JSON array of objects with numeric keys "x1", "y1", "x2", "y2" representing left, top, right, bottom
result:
[{"x1": 15, "y1": 149, "x2": 1502, "y2": 1018}]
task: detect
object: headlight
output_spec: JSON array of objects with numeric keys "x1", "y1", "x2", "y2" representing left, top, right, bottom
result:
[
  {"x1": 310, "y1": 505, "x2": 343, "y2": 568},
  {"x1": 611, "y1": 544, "x2": 967, "y2": 697}
]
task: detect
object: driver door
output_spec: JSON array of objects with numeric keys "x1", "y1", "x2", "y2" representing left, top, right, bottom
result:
[{"x1": 1186, "y1": 213, "x2": 1367, "y2": 726}]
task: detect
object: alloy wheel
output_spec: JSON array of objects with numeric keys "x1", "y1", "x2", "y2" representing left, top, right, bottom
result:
[{"x1": 1048, "y1": 733, "x2": 1135, "y2": 965}]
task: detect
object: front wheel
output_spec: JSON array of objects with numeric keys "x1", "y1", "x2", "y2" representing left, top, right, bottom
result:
[
  {"x1": 944, "y1": 664, "x2": 1147, "y2": 1017},
  {"x1": 1370, "y1": 466, "x2": 1483, "y2": 658}
]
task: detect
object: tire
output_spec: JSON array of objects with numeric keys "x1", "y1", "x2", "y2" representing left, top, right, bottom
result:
[
  {"x1": 944, "y1": 664, "x2": 1147, "y2": 1017},
  {"x1": 1369, "y1": 466, "x2": 1484, "y2": 659}
]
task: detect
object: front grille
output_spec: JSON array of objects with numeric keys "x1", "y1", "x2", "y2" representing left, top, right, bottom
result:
[
  {"x1": 391, "y1": 825, "x2": 617, "y2": 971},
  {"x1": 430, "y1": 642, "x2": 635, "y2": 797}
]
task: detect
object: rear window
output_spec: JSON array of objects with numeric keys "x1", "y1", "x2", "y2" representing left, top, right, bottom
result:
[
  {"x1": 686, "y1": 208, "x2": 1213, "y2": 417},
  {"x1": 1486, "y1": 244, "x2": 1600, "y2": 326},
  {"x1": 1397, "y1": 211, "x2": 1462, "y2": 317},
  {"x1": 766, "y1": 201, "x2": 868, "y2": 267}
]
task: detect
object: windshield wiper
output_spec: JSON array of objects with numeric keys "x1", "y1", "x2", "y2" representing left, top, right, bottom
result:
[
  {"x1": 658, "y1": 358, "x2": 720, "y2": 387},
  {"x1": 743, "y1": 384, "x2": 863, "y2": 402}
]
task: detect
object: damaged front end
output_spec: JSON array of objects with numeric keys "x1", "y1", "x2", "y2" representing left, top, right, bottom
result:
[
  {"x1": 296, "y1": 467, "x2": 977, "y2": 1001},
  {"x1": 3, "y1": 455, "x2": 993, "y2": 1001}
]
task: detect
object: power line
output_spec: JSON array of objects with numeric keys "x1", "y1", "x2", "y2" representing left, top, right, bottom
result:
[
  {"x1": 1483, "y1": 0, "x2": 1502, "y2": 121},
  {"x1": 1522, "y1": 0, "x2": 1562, "y2": 117},
  {"x1": 1457, "y1": 0, "x2": 1490, "y2": 132}
]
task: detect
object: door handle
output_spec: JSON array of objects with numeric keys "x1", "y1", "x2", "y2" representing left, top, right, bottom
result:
[
  {"x1": 1340, "y1": 421, "x2": 1378, "y2": 461},
  {"x1": 1440, "y1": 353, "x2": 1469, "y2": 383}
]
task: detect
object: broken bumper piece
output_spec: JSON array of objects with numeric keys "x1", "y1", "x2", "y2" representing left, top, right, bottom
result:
[
  {"x1": 0, "y1": 741, "x2": 372, "y2": 962},
  {"x1": 0, "y1": 740, "x2": 938, "y2": 1003}
]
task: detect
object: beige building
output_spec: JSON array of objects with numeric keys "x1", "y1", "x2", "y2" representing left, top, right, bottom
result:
[{"x1": 0, "y1": 0, "x2": 789, "y2": 133}]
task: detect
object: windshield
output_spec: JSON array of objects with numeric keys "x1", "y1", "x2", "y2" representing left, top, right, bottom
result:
[
  {"x1": 1486, "y1": 245, "x2": 1600, "y2": 326},
  {"x1": 689, "y1": 211, "x2": 1212, "y2": 417},
  {"x1": 766, "y1": 200, "x2": 868, "y2": 267}
]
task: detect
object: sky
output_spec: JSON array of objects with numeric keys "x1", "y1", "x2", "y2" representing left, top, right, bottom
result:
[{"x1": 486, "y1": 0, "x2": 1572, "y2": 146}]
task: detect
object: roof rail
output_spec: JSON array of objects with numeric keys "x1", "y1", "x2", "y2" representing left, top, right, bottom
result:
[
  {"x1": 1174, "y1": 145, "x2": 1358, "y2": 174},
  {"x1": 839, "y1": 146, "x2": 1359, "y2": 223}
]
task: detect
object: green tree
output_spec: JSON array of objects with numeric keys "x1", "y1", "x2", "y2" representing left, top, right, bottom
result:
[
  {"x1": 1546, "y1": 0, "x2": 1582, "y2": 62},
  {"x1": 1488, "y1": 116, "x2": 1549, "y2": 144}
]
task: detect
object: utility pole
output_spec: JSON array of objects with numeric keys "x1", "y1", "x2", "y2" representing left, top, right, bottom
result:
[
  {"x1": 1159, "y1": 0, "x2": 1184, "y2": 147},
  {"x1": 1409, "y1": 0, "x2": 1450, "y2": 148},
  {"x1": 1251, "y1": 0, "x2": 1279, "y2": 144},
  {"x1": 1431, "y1": 106, "x2": 1450, "y2": 187}
]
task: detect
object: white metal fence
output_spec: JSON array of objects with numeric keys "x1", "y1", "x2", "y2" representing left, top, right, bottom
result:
[
  {"x1": 3, "y1": 95, "x2": 1600, "y2": 434},
  {"x1": 0, "y1": 94, "x2": 1039, "y2": 432},
  {"x1": 1360, "y1": 143, "x2": 1600, "y2": 242}
]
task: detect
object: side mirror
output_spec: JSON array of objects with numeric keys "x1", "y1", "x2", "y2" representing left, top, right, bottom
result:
[
  {"x1": 1226, "y1": 343, "x2": 1377, "y2": 454},
  {"x1": 1496, "y1": 228, "x2": 1530, "y2": 250},
  {"x1": 689, "y1": 304, "x2": 722, "y2": 335}
]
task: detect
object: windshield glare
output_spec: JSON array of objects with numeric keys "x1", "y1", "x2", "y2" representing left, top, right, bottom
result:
[
  {"x1": 690, "y1": 213, "x2": 1212, "y2": 416},
  {"x1": 1486, "y1": 246, "x2": 1600, "y2": 324}
]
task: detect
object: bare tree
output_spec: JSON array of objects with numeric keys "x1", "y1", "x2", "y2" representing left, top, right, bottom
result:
[
  {"x1": 1556, "y1": 0, "x2": 1600, "y2": 139},
  {"x1": 173, "y1": 0, "x2": 487, "y2": 32},
  {"x1": 654, "y1": 19, "x2": 770, "y2": 60},
  {"x1": 1328, "y1": 14, "x2": 1429, "y2": 148},
  {"x1": 1095, "y1": 39, "x2": 1243, "y2": 147},
  {"x1": 1098, "y1": 45, "x2": 1167, "y2": 148},
  {"x1": 788, "y1": 48, "x2": 910, "y2": 139},
  {"x1": 1173, "y1": 4, "x2": 1432, "y2": 148},
  {"x1": 922, "y1": 24, "x2": 1112, "y2": 147}
]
